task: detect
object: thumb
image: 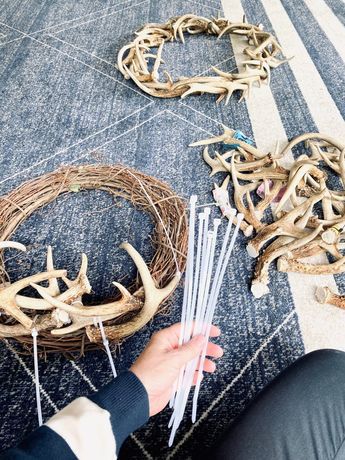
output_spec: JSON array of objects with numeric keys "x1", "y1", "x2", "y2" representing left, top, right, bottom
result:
[{"x1": 176, "y1": 335, "x2": 205, "y2": 365}]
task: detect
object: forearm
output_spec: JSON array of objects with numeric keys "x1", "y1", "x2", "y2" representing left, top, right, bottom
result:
[{"x1": 0, "y1": 371, "x2": 149, "y2": 460}]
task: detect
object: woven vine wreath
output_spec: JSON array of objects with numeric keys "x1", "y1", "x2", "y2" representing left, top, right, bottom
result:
[
  {"x1": 117, "y1": 14, "x2": 289, "y2": 103},
  {"x1": 0, "y1": 165, "x2": 187, "y2": 355}
]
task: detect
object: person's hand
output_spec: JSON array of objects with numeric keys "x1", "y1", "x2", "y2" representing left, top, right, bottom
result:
[{"x1": 130, "y1": 323, "x2": 223, "y2": 416}]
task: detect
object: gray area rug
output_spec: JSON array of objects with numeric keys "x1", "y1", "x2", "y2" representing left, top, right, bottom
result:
[{"x1": 0, "y1": 0, "x2": 344, "y2": 458}]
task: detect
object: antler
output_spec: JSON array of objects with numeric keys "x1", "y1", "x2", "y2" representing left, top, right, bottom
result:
[
  {"x1": 315, "y1": 286, "x2": 345, "y2": 309},
  {"x1": 85, "y1": 242, "x2": 180, "y2": 342}
]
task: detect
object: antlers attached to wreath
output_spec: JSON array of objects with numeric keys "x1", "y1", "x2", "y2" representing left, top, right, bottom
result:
[
  {"x1": 118, "y1": 14, "x2": 290, "y2": 103},
  {"x1": 0, "y1": 242, "x2": 180, "y2": 343}
]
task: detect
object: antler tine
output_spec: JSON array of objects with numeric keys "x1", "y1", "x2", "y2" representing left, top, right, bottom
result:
[
  {"x1": 203, "y1": 146, "x2": 229, "y2": 176},
  {"x1": 120, "y1": 242, "x2": 180, "y2": 302},
  {"x1": 274, "y1": 163, "x2": 321, "y2": 215},
  {"x1": 51, "y1": 312, "x2": 121, "y2": 336},
  {"x1": 278, "y1": 255, "x2": 345, "y2": 276},
  {"x1": 46, "y1": 246, "x2": 60, "y2": 296},
  {"x1": 15, "y1": 253, "x2": 91, "y2": 312},
  {"x1": 247, "y1": 191, "x2": 325, "y2": 258},
  {"x1": 231, "y1": 155, "x2": 262, "y2": 230},
  {"x1": 189, "y1": 126, "x2": 235, "y2": 147},
  {"x1": 62, "y1": 253, "x2": 90, "y2": 291},
  {"x1": 0, "y1": 313, "x2": 58, "y2": 338}
]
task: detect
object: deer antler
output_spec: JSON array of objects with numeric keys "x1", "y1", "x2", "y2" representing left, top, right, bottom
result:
[
  {"x1": 251, "y1": 225, "x2": 323, "y2": 298},
  {"x1": 315, "y1": 286, "x2": 345, "y2": 309},
  {"x1": 247, "y1": 191, "x2": 325, "y2": 257},
  {"x1": 85, "y1": 242, "x2": 180, "y2": 342}
]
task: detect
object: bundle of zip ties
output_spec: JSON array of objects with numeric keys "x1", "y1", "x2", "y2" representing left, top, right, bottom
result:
[{"x1": 168, "y1": 195, "x2": 243, "y2": 445}]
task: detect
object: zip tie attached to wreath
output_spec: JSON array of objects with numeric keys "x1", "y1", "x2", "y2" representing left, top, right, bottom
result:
[
  {"x1": 31, "y1": 328, "x2": 43, "y2": 426},
  {"x1": 95, "y1": 317, "x2": 117, "y2": 378}
]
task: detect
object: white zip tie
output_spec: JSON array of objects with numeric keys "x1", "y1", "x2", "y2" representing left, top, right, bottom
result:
[
  {"x1": 194, "y1": 208, "x2": 211, "y2": 329},
  {"x1": 182, "y1": 195, "x2": 198, "y2": 344},
  {"x1": 194, "y1": 220, "x2": 221, "y2": 337},
  {"x1": 186, "y1": 212, "x2": 205, "y2": 342},
  {"x1": 98, "y1": 318, "x2": 117, "y2": 378},
  {"x1": 169, "y1": 195, "x2": 197, "y2": 409},
  {"x1": 191, "y1": 213, "x2": 243, "y2": 422},
  {"x1": 31, "y1": 328, "x2": 43, "y2": 426},
  {"x1": 179, "y1": 195, "x2": 197, "y2": 346},
  {"x1": 195, "y1": 202, "x2": 217, "y2": 209}
]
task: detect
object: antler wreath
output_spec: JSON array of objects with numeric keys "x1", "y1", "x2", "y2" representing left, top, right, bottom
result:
[
  {"x1": 0, "y1": 165, "x2": 187, "y2": 354},
  {"x1": 118, "y1": 14, "x2": 289, "y2": 103}
]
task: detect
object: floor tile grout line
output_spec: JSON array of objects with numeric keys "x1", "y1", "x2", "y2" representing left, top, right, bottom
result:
[
  {"x1": 68, "y1": 108, "x2": 213, "y2": 168},
  {"x1": 0, "y1": 102, "x2": 154, "y2": 187},
  {"x1": 51, "y1": 0, "x2": 149, "y2": 35},
  {"x1": 46, "y1": 33, "x2": 116, "y2": 68},
  {"x1": 168, "y1": 309, "x2": 297, "y2": 458},
  {"x1": 0, "y1": 19, "x2": 153, "y2": 101},
  {"x1": 0, "y1": 35, "x2": 24, "y2": 47},
  {"x1": 0, "y1": 0, "x2": 136, "y2": 47}
]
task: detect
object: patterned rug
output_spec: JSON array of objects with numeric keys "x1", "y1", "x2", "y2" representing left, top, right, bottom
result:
[{"x1": 0, "y1": 0, "x2": 344, "y2": 458}]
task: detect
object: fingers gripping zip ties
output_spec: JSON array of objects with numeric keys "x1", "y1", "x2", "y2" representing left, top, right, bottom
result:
[{"x1": 168, "y1": 194, "x2": 243, "y2": 445}]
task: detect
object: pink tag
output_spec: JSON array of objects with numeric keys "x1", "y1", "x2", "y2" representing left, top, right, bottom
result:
[{"x1": 256, "y1": 181, "x2": 285, "y2": 203}]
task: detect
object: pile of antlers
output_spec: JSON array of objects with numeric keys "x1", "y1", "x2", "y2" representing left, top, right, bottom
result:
[
  {"x1": 192, "y1": 128, "x2": 345, "y2": 305},
  {"x1": 117, "y1": 14, "x2": 289, "y2": 103}
]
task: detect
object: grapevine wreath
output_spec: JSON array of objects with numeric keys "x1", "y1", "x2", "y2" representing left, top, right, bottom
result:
[
  {"x1": 0, "y1": 165, "x2": 187, "y2": 355},
  {"x1": 118, "y1": 14, "x2": 289, "y2": 103}
]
